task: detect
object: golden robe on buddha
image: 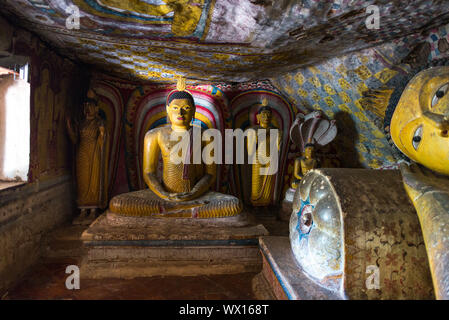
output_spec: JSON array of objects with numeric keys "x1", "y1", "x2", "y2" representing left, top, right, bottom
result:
[{"x1": 67, "y1": 92, "x2": 109, "y2": 211}]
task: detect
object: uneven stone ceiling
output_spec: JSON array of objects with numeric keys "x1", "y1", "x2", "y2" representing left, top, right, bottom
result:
[{"x1": 1, "y1": 0, "x2": 449, "y2": 83}]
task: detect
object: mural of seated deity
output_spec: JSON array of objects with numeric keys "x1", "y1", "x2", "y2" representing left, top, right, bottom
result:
[
  {"x1": 389, "y1": 66, "x2": 449, "y2": 300},
  {"x1": 289, "y1": 168, "x2": 434, "y2": 299}
]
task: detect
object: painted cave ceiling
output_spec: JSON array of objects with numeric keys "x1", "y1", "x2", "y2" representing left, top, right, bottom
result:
[{"x1": 1, "y1": 0, "x2": 449, "y2": 83}]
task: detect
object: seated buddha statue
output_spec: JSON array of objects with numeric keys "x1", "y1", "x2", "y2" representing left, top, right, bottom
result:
[
  {"x1": 289, "y1": 111, "x2": 337, "y2": 189},
  {"x1": 108, "y1": 79, "x2": 242, "y2": 218}
]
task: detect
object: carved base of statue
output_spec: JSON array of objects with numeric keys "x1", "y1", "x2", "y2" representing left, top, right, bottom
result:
[
  {"x1": 108, "y1": 189, "x2": 242, "y2": 219},
  {"x1": 252, "y1": 236, "x2": 341, "y2": 300},
  {"x1": 80, "y1": 208, "x2": 268, "y2": 279}
]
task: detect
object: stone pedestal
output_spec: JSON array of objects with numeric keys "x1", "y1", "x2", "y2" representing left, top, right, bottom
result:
[
  {"x1": 252, "y1": 236, "x2": 341, "y2": 300},
  {"x1": 80, "y1": 212, "x2": 269, "y2": 279}
]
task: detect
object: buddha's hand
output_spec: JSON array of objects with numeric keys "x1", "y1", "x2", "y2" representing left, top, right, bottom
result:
[
  {"x1": 99, "y1": 126, "x2": 105, "y2": 145},
  {"x1": 400, "y1": 162, "x2": 449, "y2": 202},
  {"x1": 167, "y1": 192, "x2": 193, "y2": 202},
  {"x1": 66, "y1": 117, "x2": 78, "y2": 144}
]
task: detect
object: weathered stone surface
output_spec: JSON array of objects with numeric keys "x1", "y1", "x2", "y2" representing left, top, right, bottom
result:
[
  {"x1": 106, "y1": 210, "x2": 251, "y2": 228},
  {"x1": 0, "y1": 176, "x2": 75, "y2": 294},
  {"x1": 0, "y1": 16, "x2": 13, "y2": 55},
  {"x1": 80, "y1": 213, "x2": 269, "y2": 278}
]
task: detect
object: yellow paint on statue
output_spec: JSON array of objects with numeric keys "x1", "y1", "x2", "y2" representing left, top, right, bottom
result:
[
  {"x1": 67, "y1": 89, "x2": 109, "y2": 210},
  {"x1": 291, "y1": 146, "x2": 317, "y2": 189},
  {"x1": 108, "y1": 77, "x2": 242, "y2": 218},
  {"x1": 248, "y1": 99, "x2": 282, "y2": 207},
  {"x1": 391, "y1": 67, "x2": 449, "y2": 175}
]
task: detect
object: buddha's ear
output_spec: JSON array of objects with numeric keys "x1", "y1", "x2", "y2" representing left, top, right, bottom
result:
[{"x1": 256, "y1": 113, "x2": 260, "y2": 124}]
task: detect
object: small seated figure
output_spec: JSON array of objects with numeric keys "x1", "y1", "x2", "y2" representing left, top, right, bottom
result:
[
  {"x1": 109, "y1": 79, "x2": 242, "y2": 218},
  {"x1": 291, "y1": 144, "x2": 316, "y2": 189},
  {"x1": 248, "y1": 100, "x2": 281, "y2": 207},
  {"x1": 390, "y1": 67, "x2": 449, "y2": 299},
  {"x1": 289, "y1": 111, "x2": 337, "y2": 189}
]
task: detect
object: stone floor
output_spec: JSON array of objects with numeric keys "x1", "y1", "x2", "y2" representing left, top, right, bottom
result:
[
  {"x1": 3, "y1": 260, "x2": 257, "y2": 300},
  {"x1": 2, "y1": 208, "x2": 289, "y2": 300}
]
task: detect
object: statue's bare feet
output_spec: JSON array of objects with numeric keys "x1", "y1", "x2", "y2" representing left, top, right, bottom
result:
[
  {"x1": 82, "y1": 208, "x2": 98, "y2": 225},
  {"x1": 73, "y1": 208, "x2": 88, "y2": 225}
]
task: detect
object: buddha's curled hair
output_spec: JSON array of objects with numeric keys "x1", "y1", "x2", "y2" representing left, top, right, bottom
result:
[{"x1": 167, "y1": 90, "x2": 195, "y2": 107}]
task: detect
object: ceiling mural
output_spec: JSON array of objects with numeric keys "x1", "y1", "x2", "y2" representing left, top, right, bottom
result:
[{"x1": 2, "y1": 0, "x2": 449, "y2": 82}]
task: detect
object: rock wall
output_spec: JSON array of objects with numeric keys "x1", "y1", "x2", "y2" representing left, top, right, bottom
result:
[
  {"x1": 0, "y1": 177, "x2": 74, "y2": 294},
  {"x1": 0, "y1": 16, "x2": 87, "y2": 294}
]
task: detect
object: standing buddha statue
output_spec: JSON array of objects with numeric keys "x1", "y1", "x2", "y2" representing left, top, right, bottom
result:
[
  {"x1": 248, "y1": 99, "x2": 282, "y2": 207},
  {"x1": 67, "y1": 89, "x2": 109, "y2": 224}
]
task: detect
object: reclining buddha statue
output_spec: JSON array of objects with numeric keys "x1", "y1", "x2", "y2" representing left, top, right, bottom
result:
[
  {"x1": 389, "y1": 66, "x2": 449, "y2": 299},
  {"x1": 108, "y1": 79, "x2": 242, "y2": 218}
]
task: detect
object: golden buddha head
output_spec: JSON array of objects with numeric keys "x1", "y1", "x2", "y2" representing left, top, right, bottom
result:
[
  {"x1": 166, "y1": 91, "x2": 196, "y2": 130},
  {"x1": 83, "y1": 89, "x2": 99, "y2": 119},
  {"x1": 304, "y1": 144, "x2": 314, "y2": 159},
  {"x1": 256, "y1": 104, "x2": 273, "y2": 129},
  {"x1": 390, "y1": 67, "x2": 449, "y2": 175}
]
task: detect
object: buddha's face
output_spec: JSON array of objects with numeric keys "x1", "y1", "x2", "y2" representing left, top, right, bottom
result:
[
  {"x1": 167, "y1": 98, "x2": 195, "y2": 129},
  {"x1": 257, "y1": 109, "x2": 272, "y2": 128},
  {"x1": 304, "y1": 146, "x2": 314, "y2": 159},
  {"x1": 391, "y1": 67, "x2": 449, "y2": 175},
  {"x1": 84, "y1": 101, "x2": 98, "y2": 119}
]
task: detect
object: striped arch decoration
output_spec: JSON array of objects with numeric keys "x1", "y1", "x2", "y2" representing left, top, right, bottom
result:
[
  {"x1": 230, "y1": 89, "x2": 295, "y2": 205},
  {"x1": 125, "y1": 84, "x2": 231, "y2": 191},
  {"x1": 90, "y1": 80, "x2": 125, "y2": 197}
]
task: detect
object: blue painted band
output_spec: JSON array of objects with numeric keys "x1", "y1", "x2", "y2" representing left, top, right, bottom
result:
[{"x1": 260, "y1": 245, "x2": 293, "y2": 300}]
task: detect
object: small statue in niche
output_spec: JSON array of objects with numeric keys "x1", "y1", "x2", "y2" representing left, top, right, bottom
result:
[
  {"x1": 289, "y1": 111, "x2": 337, "y2": 189},
  {"x1": 67, "y1": 89, "x2": 109, "y2": 225},
  {"x1": 247, "y1": 99, "x2": 282, "y2": 207},
  {"x1": 389, "y1": 66, "x2": 449, "y2": 299}
]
